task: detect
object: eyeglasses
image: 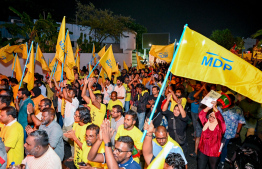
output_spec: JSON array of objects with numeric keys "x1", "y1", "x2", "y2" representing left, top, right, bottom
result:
[{"x1": 113, "y1": 147, "x2": 131, "y2": 153}]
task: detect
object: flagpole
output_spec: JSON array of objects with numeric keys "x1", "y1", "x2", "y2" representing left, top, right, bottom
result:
[
  {"x1": 34, "y1": 43, "x2": 38, "y2": 65},
  {"x1": 59, "y1": 30, "x2": 69, "y2": 90},
  {"x1": 140, "y1": 24, "x2": 188, "y2": 143},
  {"x1": 17, "y1": 41, "x2": 34, "y2": 93},
  {"x1": 81, "y1": 61, "x2": 100, "y2": 87}
]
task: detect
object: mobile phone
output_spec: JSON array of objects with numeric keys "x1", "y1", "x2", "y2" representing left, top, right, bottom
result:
[{"x1": 78, "y1": 162, "x2": 87, "y2": 166}]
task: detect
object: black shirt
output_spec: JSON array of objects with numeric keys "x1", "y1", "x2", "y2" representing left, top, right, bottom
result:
[{"x1": 146, "y1": 95, "x2": 165, "y2": 128}]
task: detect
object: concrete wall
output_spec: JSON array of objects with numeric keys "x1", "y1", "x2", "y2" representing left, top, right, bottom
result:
[{"x1": 0, "y1": 52, "x2": 132, "y2": 79}]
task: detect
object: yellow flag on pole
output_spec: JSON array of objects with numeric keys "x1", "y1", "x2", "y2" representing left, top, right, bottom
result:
[
  {"x1": 49, "y1": 57, "x2": 57, "y2": 71},
  {"x1": 75, "y1": 45, "x2": 80, "y2": 72},
  {"x1": 98, "y1": 46, "x2": 106, "y2": 58},
  {"x1": 54, "y1": 61, "x2": 62, "y2": 82},
  {"x1": 54, "y1": 16, "x2": 66, "y2": 63},
  {"x1": 0, "y1": 44, "x2": 14, "y2": 63},
  {"x1": 36, "y1": 45, "x2": 50, "y2": 72},
  {"x1": 99, "y1": 45, "x2": 117, "y2": 80},
  {"x1": 11, "y1": 54, "x2": 22, "y2": 82},
  {"x1": 171, "y1": 26, "x2": 262, "y2": 103},
  {"x1": 89, "y1": 63, "x2": 95, "y2": 77},
  {"x1": 5, "y1": 45, "x2": 20, "y2": 53},
  {"x1": 99, "y1": 67, "x2": 107, "y2": 83},
  {"x1": 123, "y1": 60, "x2": 129, "y2": 71},
  {"x1": 149, "y1": 43, "x2": 175, "y2": 63},
  {"x1": 65, "y1": 33, "x2": 75, "y2": 69},
  {"x1": 136, "y1": 53, "x2": 145, "y2": 70},
  {"x1": 23, "y1": 45, "x2": 35, "y2": 91}
]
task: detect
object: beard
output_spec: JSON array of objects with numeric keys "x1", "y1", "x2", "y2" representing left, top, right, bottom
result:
[
  {"x1": 86, "y1": 140, "x2": 93, "y2": 146},
  {"x1": 25, "y1": 147, "x2": 37, "y2": 156}
]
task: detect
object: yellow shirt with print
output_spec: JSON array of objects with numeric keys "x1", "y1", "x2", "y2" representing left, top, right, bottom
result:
[
  {"x1": 0, "y1": 121, "x2": 24, "y2": 167},
  {"x1": 88, "y1": 100, "x2": 106, "y2": 127},
  {"x1": 123, "y1": 83, "x2": 131, "y2": 102},
  {"x1": 82, "y1": 141, "x2": 106, "y2": 168},
  {"x1": 73, "y1": 122, "x2": 91, "y2": 169},
  {"x1": 114, "y1": 125, "x2": 143, "y2": 164},
  {"x1": 170, "y1": 97, "x2": 187, "y2": 112},
  {"x1": 107, "y1": 99, "x2": 123, "y2": 111}
]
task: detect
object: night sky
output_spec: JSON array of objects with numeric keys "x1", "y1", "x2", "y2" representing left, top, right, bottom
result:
[{"x1": 2, "y1": 0, "x2": 262, "y2": 41}]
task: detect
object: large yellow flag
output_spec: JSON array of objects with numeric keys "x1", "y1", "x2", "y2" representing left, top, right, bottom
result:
[
  {"x1": 21, "y1": 44, "x2": 28, "y2": 59},
  {"x1": 149, "y1": 43, "x2": 175, "y2": 63},
  {"x1": 65, "y1": 33, "x2": 75, "y2": 69},
  {"x1": 23, "y1": 45, "x2": 35, "y2": 91},
  {"x1": 11, "y1": 54, "x2": 22, "y2": 82},
  {"x1": 75, "y1": 45, "x2": 80, "y2": 72},
  {"x1": 36, "y1": 45, "x2": 50, "y2": 72},
  {"x1": 0, "y1": 44, "x2": 14, "y2": 63},
  {"x1": 99, "y1": 45, "x2": 117, "y2": 80},
  {"x1": 54, "y1": 16, "x2": 66, "y2": 63},
  {"x1": 136, "y1": 53, "x2": 145, "y2": 70},
  {"x1": 171, "y1": 26, "x2": 262, "y2": 103},
  {"x1": 98, "y1": 46, "x2": 106, "y2": 58},
  {"x1": 123, "y1": 60, "x2": 129, "y2": 71},
  {"x1": 147, "y1": 142, "x2": 174, "y2": 169}
]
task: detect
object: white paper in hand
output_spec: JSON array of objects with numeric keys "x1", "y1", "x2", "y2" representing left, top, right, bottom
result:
[{"x1": 201, "y1": 90, "x2": 221, "y2": 108}]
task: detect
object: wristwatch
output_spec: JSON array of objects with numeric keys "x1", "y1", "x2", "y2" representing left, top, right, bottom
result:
[{"x1": 105, "y1": 142, "x2": 112, "y2": 147}]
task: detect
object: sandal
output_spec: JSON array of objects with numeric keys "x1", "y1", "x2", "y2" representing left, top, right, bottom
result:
[{"x1": 189, "y1": 152, "x2": 197, "y2": 158}]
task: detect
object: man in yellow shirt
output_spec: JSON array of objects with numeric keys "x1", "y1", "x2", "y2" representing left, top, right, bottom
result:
[
  {"x1": 82, "y1": 77, "x2": 106, "y2": 127},
  {"x1": 81, "y1": 124, "x2": 105, "y2": 168},
  {"x1": 115, "y1": 110, "x2": 143, "y2": 164},
  {"x1": 63, "y1": 107, "x2": 92, "y2": 169},
  {"x1": 107, "y1": 91, "x2": 123, "y2": 111},
  {"x1": 123, "y1": 77, "x2": 131, "y2": 112},
  {"x1": 0, "y1": 106, "x2": 24, "y2": 167}
]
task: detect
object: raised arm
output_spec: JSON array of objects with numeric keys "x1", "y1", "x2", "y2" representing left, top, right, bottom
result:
[
  {"x1": 81, "y1": 76, "x2": 90, "y2": 104},
  {"x1": 142, "y1": 120, "x2": 155, "y2": 165},
  {"x1": 162, "y1": 93, "x2": 171, "y2": 112},
  {"x1": 88, "y1": 78, "x2": 101, "y2": 109}
]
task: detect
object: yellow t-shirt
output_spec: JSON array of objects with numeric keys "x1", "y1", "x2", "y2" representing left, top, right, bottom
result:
[
  {"x1": 0, "y1": 121, "x2": 24, "y2": 167},
  {"x1": 107, "y1": 99, "x2": 123, "y2": 111},
  {"x1": 123, "y1": 83, "x2": 131, "y2": 102},
  {"x1": 82, "y1": 141, "x2": 106, "y2": 168},
  {"x1": 73, "y1": 122, "x2": 91, "y2": 169},
  {"x1": 93, "y1": 90, "x2": 101, "y2": 94},
  {"x1": 115, "y1": 125, "x2": 143, "y2": 164},
  {"x1": 170, "y1": 97, "x2": 187, "y2": 112},
  {"x1": 88, "y1": 101, "x2": 106, "y2": 127}
]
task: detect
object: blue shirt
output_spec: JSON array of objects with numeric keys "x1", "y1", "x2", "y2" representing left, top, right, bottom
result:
[
  {"x1": 118, "y1": 156, "x2": 141, "y2": 169},
  {"x1": 218, "y1": 106, "x2": 246, "y2": 139}
]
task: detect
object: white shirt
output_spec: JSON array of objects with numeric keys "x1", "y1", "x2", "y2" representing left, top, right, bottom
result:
[
  {"x1": 64, "y1": 97, "x2": 79, "y2": 127},
  {"x1": 114, "y1": 85, "x2": 126, "y2": 107},
  {"x1": 39, "y1": 85, "x2": 47, "y2": 97},
  {"x1": 101, "y1": 84, "x2": 114, "y2": 104},
  {"x1": 22, "y1": 146, "x2": 62, "y2": 169}
]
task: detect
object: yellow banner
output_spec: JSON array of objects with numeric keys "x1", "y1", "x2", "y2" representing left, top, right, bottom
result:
[
  {"x1": 0, "y1": 44, "x2": 14, "y2": 63},
  {"x1": 171, "y1": 26, "x2": 262, "y2": 103},
  {"x1": 99, "y1": 45, "x2": 117, "y2": 80},
  {"x1": 149, "y1": 43, "x2": 174, "y2": 63},
  {"x1": 36, "y1": 45, "x2": 50, "y2": 72},
  {"x1": 136, "y1": 53, "x2": 145, "y2": 70},
  {"x1": 23, "y1": 45, "x2": 35, "y2": 91},
  {"x1": 54, "y1": 16, "x2": 66, "y2": 63},
  {"x1": 123, "y1": 60, "x2": 129, "y2": 71}
]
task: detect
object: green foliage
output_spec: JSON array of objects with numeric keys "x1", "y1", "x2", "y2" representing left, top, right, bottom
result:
[
  {"x1": 76, "y1": 2, "x2": 133, "y2": 44},
  {"x1": 76, "y1": 33, "x2": 102, "y2": 53},
  {"x1": 252, "y1": 29, "x2": 262, "y2": 49},
  {"x1": 209, "y1": 29, "x2": 235, "y2": 50}
]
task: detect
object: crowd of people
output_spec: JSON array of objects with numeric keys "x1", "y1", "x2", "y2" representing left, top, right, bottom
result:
[{"x1": 0, "y1": 61, "x2": 261, "y2": 169}]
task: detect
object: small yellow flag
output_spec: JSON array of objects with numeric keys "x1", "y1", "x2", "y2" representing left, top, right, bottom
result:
[
  {"x1": 99, "y1": 45, "x2": 117, "y2": 80},
  {"x1": 0, "y1": 44, "x2": 14, "y2": 63},
  {"x1": 54, "y1": 61, "x2": 62, "y2": 82},
  {"x1": 136, "y1": 53, "x2": 145, "y2": 70},
  {"x1": 23, "y1": 45, "x2": 35, "y2": 91},
  {"x1": 89, "y1": 63, "x2": 95, "y2": 77},
  {"x1": 171, "y1": 26, "x2": 262, "y2": 103},
  {"x1": 54, "y1": 16, "x2": 66, "y2": 63},
  {"x1": 149, "y1": 43, "x2": 175, "y2": 63},
  {"x1": 75, "y1": 45, "x2": 80, "y2": 72},
  {"x1": 11, "y1": 54, "x2": 22, "y2": 82},
  {"x1": 36, "y1": 45, "x2": 50, "y2": 72},
  {"x1": 99, "y1": 67, "x2": 107, "y2": 83},
  {"x1": 49, "y1": 57, "x2": 57, "y2": 72},
  {"x1": 123, "y1": 60, "x2": 129, "y2": 71},
  {"x1": 98, "y1": 46, "x2": 106, "y2": 58},
  {"x1": 65, "y1": 33, "x2": 75, "y2": 69}
]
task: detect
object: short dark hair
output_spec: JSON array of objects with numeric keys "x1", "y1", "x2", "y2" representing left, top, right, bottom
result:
[
  {"x1": 112, "y1": 105, "x2": 123, "y2": 114},
  {"x1": 68, "y1": 87, "x2": 77, "y2": 97},
  {"x1": 117, "y1": 136, "x2": 134, "y2": 152},
  {"x1": 165, "y1": 153, "x2": 185, "y2": 169},
  {"x1": 1, "y1": 106, "x2": 16, "y2": 118},
  {"x1": 1, "y1": 79, "x2": 8, "y2": 84},
  {"x1": 41, "y1": 98, "x2": 52, "y2": 107},
  {"x1": 95, "y1": 93, "x2": 103, "y2": 101},
  {"x1": 86, "y1": 124, "x2": 100, "y2": 135},
  {"x1": 0, "y1": 96, "x2": 11, "y2": 107},
  {"x1": 0, "y1": 89, "x2": 13, "y2": 97},
  {"x1": 18, "y1": 88, "x2": 30, "y2": 97},
  {"x1": 77, "y1": 107, "x2": 92, "y2": 124},
  {"x1": 136, "y1": 84, "x2": 144, "y2": 90},
  {"x1": 29, "y1": 130, "x2": 49, "y2": 147},
  {"x1": 125, "y1": 110, "x2": 137, "y2": 122},
  {"x1": 152, "y1": 85, "x2": 160, "y2": 91},
  {"x1": 42, "y1": 107, "x2": 55, "y2": 117},
  {"x1": 9, "y1": 78, "x2": 18, "y2": 84},
  {"x1": 117, "y1": 77, "x2": 124, "y2": 83}
]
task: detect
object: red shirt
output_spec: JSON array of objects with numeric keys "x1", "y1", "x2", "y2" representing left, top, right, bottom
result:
[{"x1": 198, "y1": 110, "x2": 226, "y2": 157}]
